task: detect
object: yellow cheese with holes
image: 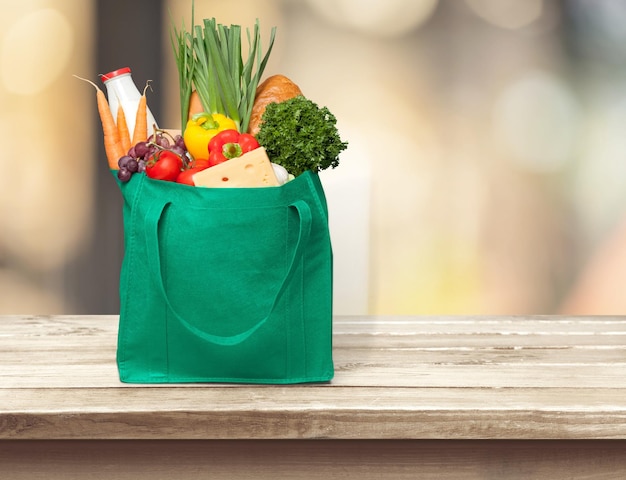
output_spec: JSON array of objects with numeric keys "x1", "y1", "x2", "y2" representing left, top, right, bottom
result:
[{"x1": 192, "y1": 147, "x2": 280, "y2": 188}]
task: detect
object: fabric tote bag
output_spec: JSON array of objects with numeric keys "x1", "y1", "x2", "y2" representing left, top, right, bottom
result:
[{"x1": 114, "y1": 170, "x2": 334, "y2": 384}]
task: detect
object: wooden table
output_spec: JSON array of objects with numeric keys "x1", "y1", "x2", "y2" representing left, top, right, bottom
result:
[{"x1": 1, "y1": 315, "x2": 626, "y2": 479}]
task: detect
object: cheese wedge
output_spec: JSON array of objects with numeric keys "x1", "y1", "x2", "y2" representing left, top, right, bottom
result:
[{"x1": 192, "y1": 147, "x2": 280, "y2": 188}]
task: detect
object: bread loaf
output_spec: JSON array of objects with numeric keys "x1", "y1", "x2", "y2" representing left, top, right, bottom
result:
[{"x1": 247, "y1": 74, "x2": 302, "y2": 135}]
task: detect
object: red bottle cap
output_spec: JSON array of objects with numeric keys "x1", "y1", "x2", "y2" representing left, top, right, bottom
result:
[{"x1": 101, "y1": 67, "x2": 132, "y2": 83}]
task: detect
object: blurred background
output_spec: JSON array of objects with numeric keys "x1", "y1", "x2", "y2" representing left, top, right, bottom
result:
[{"x1": 1, "y1": 0, "x2": 626, "y2": 315}]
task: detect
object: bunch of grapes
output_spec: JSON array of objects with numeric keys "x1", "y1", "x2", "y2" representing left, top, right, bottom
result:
[{"x1": 117, "y1": 130, "x2": 189, "y2": 182}]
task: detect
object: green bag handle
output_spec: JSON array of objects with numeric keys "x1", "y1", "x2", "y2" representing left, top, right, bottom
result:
[{"x1": 144, "y1": 199, "x2": 313, "y2": 346}]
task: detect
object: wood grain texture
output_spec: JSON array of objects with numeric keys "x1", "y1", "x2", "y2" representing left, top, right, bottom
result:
[
  {"x1": 1, "y1": 440, "x2": 626, "y2": 480},
  {"x1": 1, "y1": 315, "x2": 626, "y2": 440}
]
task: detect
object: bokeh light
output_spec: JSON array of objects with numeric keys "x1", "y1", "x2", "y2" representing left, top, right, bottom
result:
[
  {"x1": 0, "y1": 1, "x2": 94, "y2": 313},
  {"x1": 491, "y1": 70, "x2": 581, "y2": 172},
  {"x1": 305, "y1": 0, "x2": 439, "y2": 37},
  {"x1": 465, "y1": 0, "x2": 543, "y2": 30},
  {"x1": 1, "y1": 8, "x2": 73, "y2": 95},
  {"x1": 2, "y1": 0, "x2": 626, "y2": 314}
]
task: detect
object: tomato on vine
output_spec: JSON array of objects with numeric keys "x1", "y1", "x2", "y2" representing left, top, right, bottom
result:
[{"x1": 146, "y1": 151, "x2": 183, "y2": 181}]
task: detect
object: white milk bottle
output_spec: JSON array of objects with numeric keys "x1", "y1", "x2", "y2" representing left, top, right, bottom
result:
[{"x1": 101, "y1": 67, "x2": 158, "y2": 141}]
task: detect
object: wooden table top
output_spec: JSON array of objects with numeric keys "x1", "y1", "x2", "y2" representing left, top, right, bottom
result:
[{"x1": 1, "y1": 315, "x2": 626, "y2": 440}]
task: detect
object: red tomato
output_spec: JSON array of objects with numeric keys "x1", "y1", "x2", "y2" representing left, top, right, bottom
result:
[
  {"x1": 190, "y1": 158, "x2": 210, "y2": 169},
  {"x1": 176, "y1": 166, "x2": 209, "y2": 186},
  {"x1": 238, "y1": 133, "x2": 260, "y2": 153},
  {"x1": 146, "y1": 151, "x2": 183, "y2": 182},
  {"x1": 208, "y1": 129, "x2": 240, "y2": 154}
]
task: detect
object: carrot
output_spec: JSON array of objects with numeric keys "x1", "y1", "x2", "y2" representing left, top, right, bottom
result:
[
  {"x1": 132, "y1": 81, "x2": 151, "y2": 146},
  {"x1": 74, "y1": 74, "x2": 124, "y2": 170},
  {"x1": 116, "y1": 103, "x2": 131, "y2": 154}
]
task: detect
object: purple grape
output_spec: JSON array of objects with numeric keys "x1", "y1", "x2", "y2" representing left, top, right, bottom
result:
[
  {"x1": 174, "y1": 135, "x2": 186, "y2": 149},
  {"x1": 126, "y1": 158, "x2": 139, "y2": 173},
  {"x1": 170, "y1": 145, "x2": 186, "y2": 158},
  {"x1": 138, "y1": 160, "x2": 147, "y2": 173},
  {"x1": 118, "y1": 155, "x2": 132, "y2": 170},
  {"x1": 157, "y1": 135, "x2": 170, "y2": 149},
  {"x1": 117, "y1": 168, "x2": 132, "y2": 182},
  {"x1": 146, "y1": 145, "x2": 158, "y2": 160},
  {"x1": 134, "y1": 142, "x2": 149, "y2": 158},
  {"x1": 127, "y1": 145, "x2": 137, "y2": 158}
]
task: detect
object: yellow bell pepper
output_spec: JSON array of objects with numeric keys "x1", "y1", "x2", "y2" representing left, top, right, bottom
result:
[{"x1": 183, "y1": 112, "x2": 238, "y2": 160}]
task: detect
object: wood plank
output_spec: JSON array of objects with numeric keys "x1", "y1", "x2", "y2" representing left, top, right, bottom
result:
[
  {"x1": 1, "y1": 440, "x2": 625, "y2": 480},
  {"x1": 0, "y1": 351, "x2": 626, "y2": 389},
  {"x1": 335, "y1": 333, "x2": 626, "y2": 348},
  {"x1": 333, "y1": 315, "x2": 626, "y2": 334},
  {"x1": 2, "y1": 387, "x2": 626, "y2": 440},
  {"x1": 4, "y1": 314, "x2": 626, "y2": 335},
  {"x1": 5, "y1": 315, "x2": 626, "y2": 346},
  {"x1": 3, "y1": 363, "x2": 626, "y2": 388},
  {"x1": 0, "y1": 327, "x2": 626, "y2": 352},
  {"x1": 2, "y1": 315, "x2": 626, "y2": 441},
  {"x1": 4, "y1": 343, "x2": 626, "y2": 367}
]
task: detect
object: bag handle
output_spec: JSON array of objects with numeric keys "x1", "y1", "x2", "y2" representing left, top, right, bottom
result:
[{"x1": 144, "y1": 199, "x2": 312, "y2": 346}]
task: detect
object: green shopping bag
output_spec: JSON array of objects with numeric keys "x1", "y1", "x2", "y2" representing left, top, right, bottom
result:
[{"x1": 115, "y1": 170, "x2": 334, "y2": 383}]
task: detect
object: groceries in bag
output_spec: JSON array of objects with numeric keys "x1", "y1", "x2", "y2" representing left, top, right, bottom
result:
[{"x1": 77, "y1": 8, "x2": 347, "y2": 188}]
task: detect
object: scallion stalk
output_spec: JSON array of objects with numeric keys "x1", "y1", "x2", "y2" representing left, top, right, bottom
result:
[
  {"x1": 169, "y1": 14, "x2": 194, "y2": 131},
  {"x1": 170, "y1": 0, "x2": 276, "y2": 133}
]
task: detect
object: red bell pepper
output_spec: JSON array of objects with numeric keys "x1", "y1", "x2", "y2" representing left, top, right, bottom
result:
[{"x1": 208, "y1": 129, "x2": 260, "y2": 167}]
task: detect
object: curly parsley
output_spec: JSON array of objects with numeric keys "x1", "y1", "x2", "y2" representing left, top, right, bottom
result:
[{"x1": 256, "y1": 95, "x2": 348, "y2": 177}]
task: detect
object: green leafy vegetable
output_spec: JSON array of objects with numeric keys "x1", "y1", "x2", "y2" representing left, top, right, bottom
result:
[
  {"x1": 256, "y1": 96, "x2": 348, "y2": 177},
  {"x1": 170, "y1": 1, "x2": 276, "y2": 132},
  {"x1": 169, "y1": 9, "x2": 195, "y2": 132}
]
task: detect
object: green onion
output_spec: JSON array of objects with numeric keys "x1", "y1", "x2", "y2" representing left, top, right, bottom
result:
[
  {"x1": 169, "y1": 11, "x2": 195, "y2": 131},
  {"x1": 170, "y1": 1, "x2": 276, "y2": 132}
]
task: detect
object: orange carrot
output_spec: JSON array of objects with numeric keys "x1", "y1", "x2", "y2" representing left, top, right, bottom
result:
[
  {"x1": 74, "y1": 74, "x2": 124, "y2": 170},
  {"x1": 116, "y1": 103, "x2": 131, "y2": 154},
  {"x1": 132, "y1": 81, "x2": 151, "y2": 145}
]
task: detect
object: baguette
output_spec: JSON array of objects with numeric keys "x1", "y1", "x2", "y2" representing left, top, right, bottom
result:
[{"x1": 247, "y1": 74, "x2": 303, "y2": 135}]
